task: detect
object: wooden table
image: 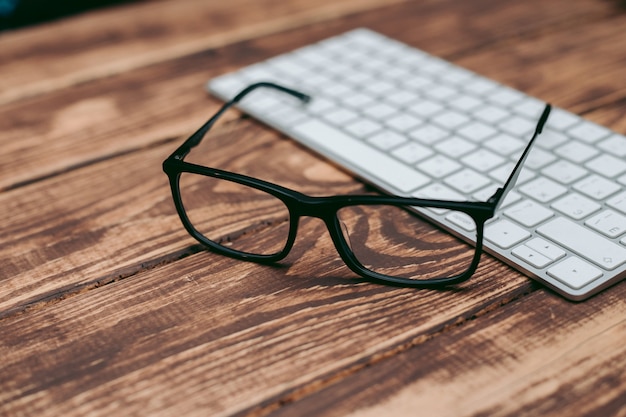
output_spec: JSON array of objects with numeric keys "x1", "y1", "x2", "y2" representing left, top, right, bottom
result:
[{"x1": 1, "y1": 0, "x2": 625, "y2": 415}]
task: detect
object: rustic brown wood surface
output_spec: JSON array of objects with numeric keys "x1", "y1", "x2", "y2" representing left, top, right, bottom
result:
[{"x1": 0, "y1": 0, "x2": 625, "y2": 416}]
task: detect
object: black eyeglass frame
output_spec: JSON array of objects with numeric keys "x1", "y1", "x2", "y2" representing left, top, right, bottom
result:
[{"x1": 163, "y1": 82, "x2": 551, "y2": 288}]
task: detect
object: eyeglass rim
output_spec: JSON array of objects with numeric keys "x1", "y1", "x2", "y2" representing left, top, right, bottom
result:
[
  {"x1": 164, "y1": 159, "x2": 490, "y2": 286},
  {"x1": 163, "y1": 81, "x2": 550, "y2": 287}
]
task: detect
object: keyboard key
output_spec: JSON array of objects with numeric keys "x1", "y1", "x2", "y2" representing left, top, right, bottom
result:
[
  {"x1": 547, "y1": 108, "x2": 580, "y2": 130},
  {"x1": 345, "y1": 118, "x2": 383, "y2": 137},
  {"x1": 439, "y1": 67, "x2": 474, "y2": 85},
  {"x1": 487, "y1": 86, "x2": 525, "y2": 106},
  {"x1": 384, "y1": 90, "x2": 419, "y2": 106},
  {"x1": 417, "y1": 155, "x2": 461, "y2": 178},
  {"x1": 341, "y1": 92, "x2": 375, "y2": 108},
  {"x1": 525, "y1": 237, "x2": 566, "y2": 261},
  {"x1": 363, "y1": 102, "x2": 399, "y2": 120},
  {"x1": 431, "y1": 109, "x2": 470, "y2": 129},
  {"x1": 536, "y1": 129, "x2": 568, "y2": 150},
  {"x1": 448, "y1": 94, "x2": 483, "y2": 112},
  {"x1": 424, "y1": 85, "x2": 458, "y2": 101},
  {"x1": 504, "y1": 200, "x2": 554, "y2": 227},
  {"x1": 464, "y1": 78, "x2": 499, "y2": 95},
  {"x1": 292, "y1": 119, "x2": 430, "y2": 193},
  {"x1": 473, "y1": 186, "x2": 521, "y2": 208},
  {"x1": 323, "y1": 108, "x2": 359, "y2": 124},
  {"x1": 307, "y1": 97, "x2": 336, "y2": 114},
  {"x1": 473, "y1": 105, "x2": 510, "y2": 123},
  {"x1": 423, "y1": 59, "x2": 452, "y2": 75},
  {"x1": 547, "y1": 257, "x2": 602, "y2": 289},
  {"x1": 363, "y1": 80, "x2": 395, "y2": 96},
  {"x1": 573, "y1": 174, "x2": 620, "y2": 200},
  {"x1": 541, "y1": 160, "x2": 588, "y2": 184},
  {"x1": 457, "y1": 121, "x2": 497, "y2": 142},
  {"x1": 402, "y1": 75, "x2": 434, "y2": 91},
  {"x1": 554, "y1": 141, "x2": 598, "y2": 163},
  {"x1": 537, "y1": 217, "x2": 626, "y2": 270},
  {"x1": 524, "y1": 148, "x2": 556, "y2": 170},
  {"x1": 512, "y1": 245, "x2": 553, "y2": 268},
  {"x1": 551, "y1": 193, "x2": 601, "y2": 220},
  {"x1": 484, "y1": 134, "x2": 525, "y2": 156},
  {"x1": 367, "y1": 130, "x2": 407, "y2": 150},
  {"x1": 385, "y1": 113, "x2": 423, "y2": 132},
  {"x1": 489, "y1": 163, "x2": 535, "y2": 185},
  {"x1": 585, "y1": 210, "x2": 626, "y2": 238},
  {"x1": 585, "y1": 154, "x2": 626, "y2": 178},
  {"x1": 519, "y1": 178, "x2": 567, "y2": 203},
  {"x1": 485, "y1": 219, "x2": 531, "y2": 249},
  {"x1": 435, "y1": 137, "x2": 476, "y2": 158},
  {"x1": 598, "y1": 134, "x2": 626, "y2": 157},
  {"x1": 264, "y1": 105, "x2": 308, "y2": 126},
  {"x1": 414, "y1": 182, "x2": 465, "y2": 201},
  {"x1": 444, "y1": 168, "x2": 491, "y2": 194},
  {"x1": 407, "y1": 100, "x2": 443, "y2": 118},
  {"x1": 498, "y1": 115, "x2": 536, "y2": 137},
  {"x1": 512, "y1": 97, "x2": 546, "y2": 119},
  {"x1": 414, "y1": 183, "x2": 464, "y2": 214},
  {"x1": 461, "y1": 149, "x2": 505, "y2": 172},
  {"x1": 391, "y1": 142, "x2": 434, "y2": 164},
  {"x1": 606, "y1": 191, "x2": 626, "y2": 214},
  {"x1": 409, "y1": 125, "x2": 449, "y2": 144},
  {"x1": 446, "y1": 211, "x2": 476, "y2": 231},
  {"x1": 320, "y1": 82, "x2": 354, "y2": 98},
  {"x1": 568, "y1": 121, "x2": 612, "y2": 143}
]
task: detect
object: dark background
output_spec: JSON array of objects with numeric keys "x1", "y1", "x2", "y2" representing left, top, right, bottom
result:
[{"x1": 0, "y1": 0, "x2": 134, "y2": 30}]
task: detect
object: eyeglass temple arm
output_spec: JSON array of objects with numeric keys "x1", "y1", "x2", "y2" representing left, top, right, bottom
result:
[
  {"x1": 487, "y1": 103, "x2": 552, "y2": 211},
  {"x1": 171, "y1": 82, "x2": 311, "y2": 159}
]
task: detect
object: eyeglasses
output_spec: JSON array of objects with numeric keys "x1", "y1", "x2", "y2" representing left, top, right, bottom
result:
[{"x1": 163, "y1": 82, "x2": 551, "y2": 288}]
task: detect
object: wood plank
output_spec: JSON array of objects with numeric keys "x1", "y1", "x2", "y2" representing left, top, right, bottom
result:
[
  {"x1": 1, "y1": 0, "x2": 625, "y2": 192},
  {"x1": 0, "y1": 238, "x2": 534, "y2": 417},
  {"x1": 0, "y1": 0, "x2": 408, "y2": 105},
  {"x1": 587, "y1": 100, "x2": 626, "y2": 135},
  {"x1": 266, "y1": 284, "x2": 626, "y2": 417},
  {"x1": 0, "y1": 121, "x2": 363, "y2": 315}
]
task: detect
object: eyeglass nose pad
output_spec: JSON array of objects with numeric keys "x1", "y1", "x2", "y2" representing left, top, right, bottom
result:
[{"x1": 339, "y1": 220, "x2": 353, "y2": 251}]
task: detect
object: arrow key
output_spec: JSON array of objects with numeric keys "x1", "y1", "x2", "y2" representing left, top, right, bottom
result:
[
  {"x1": 547, "y1": 257, "x2": 603, "y2": 289},
  {"x1": 512, "y1": 245, "x2": 552, "y2": 268}
]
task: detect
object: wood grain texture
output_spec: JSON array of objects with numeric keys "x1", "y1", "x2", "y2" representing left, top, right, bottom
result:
[
  {"x1": 2, "y1": 0, "x2": 626, "y2": 415},
  {"x1": 0, "y1": 0, "x2": 408, "y2": 106},
  {"x1": 267, "y1": 285, "x2": 626, "y2": 417},
  {"x1": 0, "y1": 242, "x2": 533, "y2": 417}
]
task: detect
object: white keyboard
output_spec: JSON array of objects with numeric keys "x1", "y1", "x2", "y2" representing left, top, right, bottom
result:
[{"x1": 208, "y1": 28, "x2": 626, "y2": 300}]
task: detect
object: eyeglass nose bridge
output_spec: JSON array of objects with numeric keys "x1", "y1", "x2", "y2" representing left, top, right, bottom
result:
[{"x1": 285, "y1": 196, "x2": 359, "y2": 259}]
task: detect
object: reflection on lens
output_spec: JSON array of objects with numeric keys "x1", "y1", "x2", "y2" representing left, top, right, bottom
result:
[
  {"x1": 179, "y1": 173, "x2": 290, "y2": 255},
  {"x1": 337, "y1": 205, "x2": 477, "y2": 280}
]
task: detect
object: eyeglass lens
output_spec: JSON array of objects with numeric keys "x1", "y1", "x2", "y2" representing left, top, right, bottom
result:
[
  {"x1": 179, "y1": 170, "x2": 478, "y2": 280},
  {"x1": 179, "y1": 172, "x2": 291, "y2": 256},
  {"x1": 337, "y1": 204, "x2": 477, "y2": 280}
]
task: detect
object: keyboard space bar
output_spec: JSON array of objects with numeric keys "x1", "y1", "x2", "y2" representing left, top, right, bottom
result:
[{"x1": 291, "y1": 119, "x2": 430, "y2": 193}]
